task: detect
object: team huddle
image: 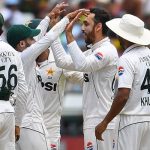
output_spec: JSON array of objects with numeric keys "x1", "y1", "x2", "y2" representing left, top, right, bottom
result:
[{"x1": 0, "y1": 2, "x2": 150, "y2": 150}]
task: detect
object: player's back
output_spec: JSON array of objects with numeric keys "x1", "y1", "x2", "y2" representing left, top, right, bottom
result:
[
  {"x1": 119, "y1": 45, "x2": 150, "y2": 115},
  {"x1": 0, "y1": 40, "x2": 19, "y2": 112}
]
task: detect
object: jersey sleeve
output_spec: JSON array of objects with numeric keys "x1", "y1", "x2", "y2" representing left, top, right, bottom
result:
[
  {"x1": 51, "y1": 38, "x2": 76, "y2": 70},
  {"x1": 67, "y1": 41, "x2": 110, "y2": 72},
  {"x1": 34, "y1": 16, "x2": 50, "y2": 41},
  {"x1": 21, "y1": 17, "x2": 69, "y2": 67},
  {"x1": 63, "y1": 69, "x2": 83, "y2": 84},
  {"x1": 118, "y1": 57, "x2": 135, "y2": 89},
  {"x1": 14, "y1": 54, "x2": 28, "y2": 126}
]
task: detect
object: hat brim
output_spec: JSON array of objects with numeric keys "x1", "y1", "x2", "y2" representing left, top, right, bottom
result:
[
  {"x1": 29, "y1": 29, "x2": 41, "y2": 38},
  {"x1": 106, "y1": 18, "x2": 150, "y2": 45}
]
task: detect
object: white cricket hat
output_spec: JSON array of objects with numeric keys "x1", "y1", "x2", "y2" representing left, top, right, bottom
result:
[{"x1": 106, "y1": 14, "x2": 150, "y2": 45}]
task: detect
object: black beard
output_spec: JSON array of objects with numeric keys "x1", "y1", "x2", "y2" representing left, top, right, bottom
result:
[{"x1": 85, "y1": 38, "x2": 92, "y2": 47}]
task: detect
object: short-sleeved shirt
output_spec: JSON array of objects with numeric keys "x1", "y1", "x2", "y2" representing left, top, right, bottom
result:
[{"x1": 118, "y1": 44, "x2": 150, "y2": 115}]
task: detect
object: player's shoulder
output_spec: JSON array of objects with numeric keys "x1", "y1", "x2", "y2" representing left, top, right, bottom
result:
[
  {"x1": 94, "y1": 42, "x2": 118, "y2": 60},
  {"x1": 0, "y1": 40, "x2": 18, "y2": 55}
]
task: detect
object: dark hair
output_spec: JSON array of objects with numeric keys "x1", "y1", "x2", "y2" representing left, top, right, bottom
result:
[{"x1": 90, "y1": 7, "x2": 110, "y2": 35}]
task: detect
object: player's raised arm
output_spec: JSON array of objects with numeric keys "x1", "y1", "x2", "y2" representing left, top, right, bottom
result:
[
  {"x1": 7, "y1": 3, "x2": 70, "y2": 70},
  {"x1": 51, "y1": 9, "x2": 90, "y2": 71},
  {"x1": 31, "y1": 2, "x2": 69, "y2": 41}
]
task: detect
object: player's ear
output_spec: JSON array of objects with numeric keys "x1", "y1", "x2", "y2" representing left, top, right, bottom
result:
[
  {"x1": 95, "y1": 23, "x2": 102, "y2": 32},
  {"x1": 19, "y1": 40, "x2": 26, "y2": 48}
]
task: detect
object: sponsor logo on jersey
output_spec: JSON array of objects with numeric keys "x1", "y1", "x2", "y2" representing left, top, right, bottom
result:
[
  {"x1": 46, "y1": 68, "x2": 55, "y2": 76},
  {"x1": 51, "y1": 144, "x2": 57, "y2": 150},
  {"x1": 86, "y1": 141, "x2": 93, "y2": 150},
  {"x1": 84, "y1": 73, "x2": 89, "y2": 82},
  {"x1": 118, "y1": 66, "x2": 124, "y2": 76},
  {"x1": 95, "y1": 52, "x2": 103, "y2": 60}
]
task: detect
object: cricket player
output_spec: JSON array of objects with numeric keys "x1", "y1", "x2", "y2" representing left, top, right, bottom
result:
[
  {"x1": 37, "y1": 50, "x2": 83, "y2": 150},
  {"x1": 51, "y1": 8, "x2": 118, "y2": 150},
  {"x1": 0, "y1": 13, "x2": 28, "y2": 150},
  {"x1": 6, "y1": 3, "x2": 76, "y2": 150},
  {"x1": 27, "y1": 18, "x2": 83, "y2": 150},
  {"x1": 7, "y1": 4, "x2": 88, "y2": 150},
  {"x1": 95, "y1": 14, "x2": 150, "y2": 150}
]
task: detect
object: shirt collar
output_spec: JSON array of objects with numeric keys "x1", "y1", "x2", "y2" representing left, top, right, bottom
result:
[
  {"x1": 38, "y1": 60, "x2": 49, "y2": 67},
  {"x1": 91, "y1": 37, "x2": 110, "y2": 51},
  {"x1": 123, "y1": 44, "x2": 143, "y2": 55}
]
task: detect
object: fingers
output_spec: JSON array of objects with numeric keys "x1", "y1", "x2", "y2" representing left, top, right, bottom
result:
[
  {"x1": 95, "y1": 129, "x2": 104, "y2": 141},
  {"x1": 49, "y1": 2, "x2": 69, "y2": 18},
  {"x1": 15, "y1": 126, "x2": 20, "y2": 142},
  {"x1": 56, "y1": 2, "x2": 69, "y2": 11},
  {"x1": 15, "y1": 135, "x2": 20, "y2": 142},
  {"x1": 72, "y1": 12, "x2": 83, "y2": 24},
  {"x1": 66, "y1": 12, "x2": 83, "y2": 31}
]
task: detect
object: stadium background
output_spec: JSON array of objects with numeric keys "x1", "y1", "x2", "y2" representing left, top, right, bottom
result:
[{"x1": 0, "y1": 0, "x2": 150, "y2": 149}]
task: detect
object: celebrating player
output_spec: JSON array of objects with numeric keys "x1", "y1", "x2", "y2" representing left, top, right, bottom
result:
[
  {"x1": 50, "y1": 7, "x2": 118, "y2": 150},
  {"x1": 0, "y1": 13, "x2": 28, "y2": 150},
  {"x1": 6, "y1": 3, "x2": 73, "y2": 150},
  {"x1": 95, "y1": 14, "x2": 150, "y2": 150},
  {"x1": 26, "y1": 17, "x2": 83, "y2": 150}
]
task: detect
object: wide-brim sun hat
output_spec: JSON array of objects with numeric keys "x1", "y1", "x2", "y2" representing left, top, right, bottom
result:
[{"x1": 106, "y1": 14, "x2": 150, "y2": 45}]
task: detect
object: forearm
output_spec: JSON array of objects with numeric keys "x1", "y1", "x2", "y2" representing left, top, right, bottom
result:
[
  {"x1": 34, "y1": 16, "x2": 50, "y2": 41},
  {"x1": 51, "y1": 38, "x2": 76, "y2": 70},
  {"x1": 103, "y1": 92, "x2": 128, "y2": 124},
  {"x1": 66, "y1": 32, "x2": 75, "y2": 44},
  {"x1": 22, "y1": 17, "x2": 69, "y2": 65},
  {"x1": 15, "y1": 57, "x2": 28, "y2": 126},
  {"x1": 50, "y1": 16, "x2": 69, "y2": 40}
]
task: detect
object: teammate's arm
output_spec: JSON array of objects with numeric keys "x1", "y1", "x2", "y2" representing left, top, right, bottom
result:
[
  {"x1": 34, "y1": 2, "x2": 68, "y2": 41},
  {"x1": 14, "y1": 53, "x2": 28, "y2": 141},
  {"x1": 63, "y1": 70, "x2": 83, "y2": 83},
  {"x1": 14, "y1": 53, "x2": 28, "y2": 127},
  {"x1": 21, "y1": 12, "x2": 70, "y2": 66},
  {"x1": 65, "y1": 12, "x2": 111, "y2": 72},
  {"x1": 50, "y1": 10, "x2": 89, "y2": 70},
  {"x1": 51, "y1": 38, "x2": 76, "y2": 70},
  {"x1": 67, "y1": 41, "x2": 110, "y2": 72},
  {"x1": 95, "y1": 88, "x2": 130, "y2": 141}
]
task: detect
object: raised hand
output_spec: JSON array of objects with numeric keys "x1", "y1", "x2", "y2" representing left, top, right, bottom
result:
[
  {"x1": 48, "y1": 2, "x2": 69, "y2": 19},
  {"x1": 65, "y1": 9, "x2": 89, "y2": 44},
  {"x1": 66, "y1": 9, "x2": 89, "y2": 21},
  {"x1": 66, "y1": 9, "x2": 89, "y2": 33}
]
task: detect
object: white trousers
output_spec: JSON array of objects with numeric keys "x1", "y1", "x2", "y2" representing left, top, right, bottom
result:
[
  {"x1": 0, "y1": 113, "x2": 15, "y2": 150},
  {"x1": 116, "y1": 121, "x2": 150, "y2": 150},
  {"x1": 16, "y1": 127, "x2": 49, "y2": 150},
  {"x1": 84, "y1": 128, "x2": 115, "y2": 150},
  {"x1": 47, "y1": 126, "x2": 60, "y2": 150}
]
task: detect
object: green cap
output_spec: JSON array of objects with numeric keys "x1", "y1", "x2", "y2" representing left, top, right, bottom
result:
[
  {"x1": 0, "y1": 13, "x2": 4, "y2": 28},
  {"x1": 26, "y1": 19, "x2": 42, "y2": 29},
  {"x1": 25, "y1": 19, "x2": 50, "y2": 31},
  {"x1": 7, "y1": 25, "x2": 41, "y2": 48}
]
